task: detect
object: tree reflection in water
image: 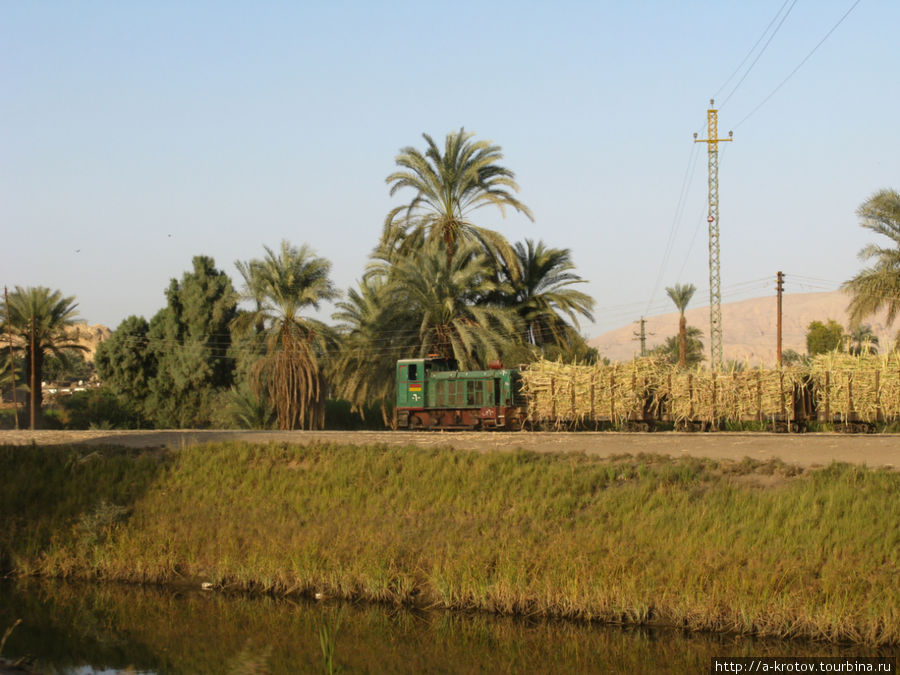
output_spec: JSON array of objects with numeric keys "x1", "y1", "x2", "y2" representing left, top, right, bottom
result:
[{"x1": 0, "y1": 580, "x2": 893, "y2": 674}]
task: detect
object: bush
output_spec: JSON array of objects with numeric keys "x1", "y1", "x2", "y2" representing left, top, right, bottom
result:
[{"x1": 55, "y1": 388, "x2": 142, "y2": 430}]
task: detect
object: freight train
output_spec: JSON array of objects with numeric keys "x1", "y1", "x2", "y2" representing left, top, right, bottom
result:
[{"x1": 395, "y1": 356, "x2": 894, "y2": 432}]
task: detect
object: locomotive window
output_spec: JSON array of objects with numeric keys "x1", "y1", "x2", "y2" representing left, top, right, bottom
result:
[
  {"x1": 408, "y1": 364, "x2": 418, "y2": 380},
  {"x1": 466, "y1": 380, "x2": 484, "y2": 406}
]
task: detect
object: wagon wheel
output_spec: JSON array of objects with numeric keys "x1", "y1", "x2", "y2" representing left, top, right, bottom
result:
[{"x1": 409, "y1": 415, "x2": 422, "y2": 431}]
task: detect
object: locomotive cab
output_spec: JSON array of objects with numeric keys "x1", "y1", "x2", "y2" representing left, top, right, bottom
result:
[{"x1": 395, "y1": 356, "x2": 525, "y2": 430}]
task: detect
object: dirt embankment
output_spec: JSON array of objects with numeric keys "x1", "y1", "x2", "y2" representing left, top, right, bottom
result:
[{"x1": 0, "y1": 429, "x2": 897, "y2": 469}]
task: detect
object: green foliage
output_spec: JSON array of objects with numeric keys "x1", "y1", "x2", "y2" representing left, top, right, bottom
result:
[
  {"x1": 211, "y1": 384, "x2": 275, "y2": 430},
  {"x1": 806, "y1": 319, "x2": 845, "y2": 355},
  {"x1": 96, "y1": 258, "x2": 238, "y2": 429},
  {"x1": 843, "y1": 188, "x2": 900, "y2": 327},
  {"x1": 55, "y1": 387, "x2": 141, "y2": 430},
  {"x1": 42, "y1": 351, "x2": 94, "y2": 383},
  {"x1": 95, "y1": 315, "x2": 156, "y2": 427},
  {"x1": 651, "y1": 325, "x2": 704, "y2": 367},
  {"x1": 494, "y1": 239, "x2": 595, "y2": 350},
  {"x1": 146, "y1": 256, "x2": 238, "y2": 428},
  {"x1": 324, "y1": 399, "x2": 388, "y2": 430},
  {"x1": 665, "y1": 283, "x2": 697, "y2": 368},
  {"x1": 368, "y1": 240, "x2": 521, "y2": 369},
  {"x1": 382, "y1": 128, "x2": 533, "y2": 268},
  {"x1": 235, "y1": 241, "x2": 339, "y2": 430},
  {"x1": 330, "y1": 278, "x2": 401, "y2": 426},
  {"x1": 847, "y1": 323, "x2": 879, "y2": 355},
  {"x1": 781, "y1": 348, "x2": 804, "y2": 366},
  {"x1": 0, "y1": 286, "x2": 87, "y2": 427}
]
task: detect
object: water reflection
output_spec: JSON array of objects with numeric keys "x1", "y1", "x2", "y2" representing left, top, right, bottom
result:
[{"x1": 0, "y1": 580, "x2": 895, "y2": 674}]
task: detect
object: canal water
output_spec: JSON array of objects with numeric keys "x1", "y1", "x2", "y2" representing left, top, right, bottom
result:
[{"x1": 0, "y1": 580, "x2": 894, "y2": 673}]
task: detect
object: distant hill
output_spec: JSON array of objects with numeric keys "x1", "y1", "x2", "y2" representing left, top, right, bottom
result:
[
  {"x1": 68, "y1": 324, "x2": 111, "y2": 363},
  {"x1": 588, "y1": 291, "x2": 898, "y2": 366}
]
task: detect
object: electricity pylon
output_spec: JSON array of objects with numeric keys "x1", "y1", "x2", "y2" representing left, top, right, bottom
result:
[{"x1": 693, "y1": 99, "x2": 732, "y2": 370}]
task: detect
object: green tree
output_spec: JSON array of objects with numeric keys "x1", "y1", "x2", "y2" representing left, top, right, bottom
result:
[
  {"x1": 95, "y1": 315, "x2": 156, "y2": 426},
  {"x1": 847, "y1": 323, "x2": 879, "y2": 355},
  {"x1": 368, "y1": 240, "x2": 521, "y2": 370},
  {"x1": 781, "y1": 348, "x2": 804, "y2": 366},
  {"x1": 56, "y1": 386, "x2": 140, "y2": 429},
  {"x1": 806, "y1": 319, "x2": 845, "y2": 355},
  {"x1": 212, "y1": 383, "x2": 275, "y2": 430},
  {"x1": 146, "y1": 256, "x2": 238, "y2": 427},
  {"x1": 843, "y1": 189, "x2": 900, "y2": 328},
  {"x1": 1, "y1": 286, "x2": 87, "y2": 427},
  {"x1": 496, "y1": 239, "x2": 595, "y2": 351},
  {"x1": 331, "y1": 277, "x2": 406, "y2": 427},
  {"x1": 665, "y1": 283, "x2": 697, "y2": 369},
  {"x1": 382, "y1": 128, "x2": 532, "y2": 268},
  {"x1": 651, "y1": 326, "x2": 704, "y2": 368},
  {"x1": 235, "y1": 241, "x2": 339, "y2": 430},
  {"x1": 42, "y1": 351, "x2": 94, "y2": 383}
]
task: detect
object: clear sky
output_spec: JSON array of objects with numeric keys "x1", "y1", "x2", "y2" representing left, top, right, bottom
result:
[{"x1": 3, "y1": 1, "x2": 898, "y2": 341}]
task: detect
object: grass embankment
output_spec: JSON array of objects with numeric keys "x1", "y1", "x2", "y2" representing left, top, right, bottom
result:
[{"x1": 1, "y1": 442, "x2": 898, "y2": 645}]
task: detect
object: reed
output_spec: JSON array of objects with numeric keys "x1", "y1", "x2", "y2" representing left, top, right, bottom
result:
[{"x1": 1, "y1": 442, "x2": 897, "y2": 645}]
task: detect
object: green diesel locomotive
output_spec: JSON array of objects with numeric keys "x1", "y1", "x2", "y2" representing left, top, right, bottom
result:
[{"x1": 395, "y1": 357, "x2": 526, "y2": 430}]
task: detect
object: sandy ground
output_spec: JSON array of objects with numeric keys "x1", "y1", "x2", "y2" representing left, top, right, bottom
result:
[{"x1": 0, "y1": 429, "x2": 898, "y2": 468}]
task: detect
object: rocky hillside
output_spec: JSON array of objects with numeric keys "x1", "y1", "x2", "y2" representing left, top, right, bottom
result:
[
  {"x1": 68, "y1": 324, "x2": 111, "y2": 363},
  {"x1": 589, "y1": 291, "x2": 898, "y2": 366}
]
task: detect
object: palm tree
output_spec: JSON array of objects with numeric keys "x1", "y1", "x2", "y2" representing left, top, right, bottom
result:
[
  {"x1": 331, "y1": 277, "x2": 410, "y2": 427},
  {"x1": 234, "y1": 241, "x2": 339, "y2": 430},
  {"x1": 847, "y1": 324, "x2": 879, "y2": 355},
  {"x1": 1, "y1": 286, "x2": 87, "y2": 427},
  {"x1": 383, "y1": 128, "x2": 533, "y2": 269},
  {"x1": 665, "y1": 283, "x2": 697, "y2": 368},
  {"x1": 652, "y1": 325, "x2": 704, "y2": 368},
  {"x1": 843, "y1": 189, "x2": 900, "y2": 327},
  {"x1": 497, "y1": 239, "x2": 595, "y2": 351},
  {"x1": 369, "y1": 240, "x2": 521, "y2": 370}
]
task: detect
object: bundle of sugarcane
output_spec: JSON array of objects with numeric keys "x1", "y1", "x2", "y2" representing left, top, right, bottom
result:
[
  {"x1": 876, "y1": 353, "x2": 900, "y2": 420},
  {"x1": 806, "y1": 351, "x2": 898, "y2": 422},
  {"x1": 519, "y1": 357, "x2": 671, "y2": 427}
]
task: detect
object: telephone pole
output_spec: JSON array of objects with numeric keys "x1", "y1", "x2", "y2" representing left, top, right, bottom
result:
[
  {"x1": 776, "y1": 271, "x2": 784, "y2": 367},
  {"x1": 694, "y1": 99, "x2": 733, "y2": 370},
  {"x1": 4, "y1": 287, "x2": 18, "y2": 430},
  {"x1": 30, "y1": 315, "x2": 37, "y2": 430},
  {"x1": 634, "y1": 317, "x2": 648, "y2": 357}
]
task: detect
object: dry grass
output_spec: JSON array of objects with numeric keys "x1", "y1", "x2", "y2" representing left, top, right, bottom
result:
[{"x1": 2, "y1": 442, "x2": 898, "y2": 646}]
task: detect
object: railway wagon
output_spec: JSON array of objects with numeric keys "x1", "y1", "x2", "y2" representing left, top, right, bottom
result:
[{"x1": 395, "y1": 357, "x2": 526, "y2": 430}]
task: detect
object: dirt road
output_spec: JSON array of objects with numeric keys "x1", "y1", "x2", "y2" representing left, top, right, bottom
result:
[{"x1": 1, "y1": 429, "x2": 898, "y2": 468}]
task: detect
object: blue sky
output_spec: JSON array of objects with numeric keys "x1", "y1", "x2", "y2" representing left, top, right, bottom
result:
[{"x1": 3, "y1": 1, "x2": 898, "y2": 340}]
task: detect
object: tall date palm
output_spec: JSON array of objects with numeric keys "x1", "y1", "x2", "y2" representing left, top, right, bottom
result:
[
  {"x1": 843, "y1": 189, "x2": 900, "y2": 328},
  {"x1": 383, "y1": 128, "x2": 533, "y2": 269},
  {"x1": 498, "y1": 239, "x2": 595, "y2": 350},
  {"x1": 665, "y1": 283, "x2": 697, "y2": 369},
  {"x1": 369, "y1": 240, "x2": 521, "y2": 370},
  {"x1": 1, "y1": 286, "x2": 87, "y2": 427},
  {"x1": 234, "y1": 241, "x2": 339, "y2": 430}
]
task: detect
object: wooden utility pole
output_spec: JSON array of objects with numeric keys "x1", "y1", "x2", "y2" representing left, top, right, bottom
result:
[
  {"x1": 634, "y1": 317, "x2": 649, "y2": 357},
  {"x1": 4, "y1": 287, "x2": 18, "y2": 430},
  {"x1": 30, "y1": 315, "x2": 36, "y2": 430},
  {"x1": 776, "y1": 271, "x2": 784, "y2": 367}
]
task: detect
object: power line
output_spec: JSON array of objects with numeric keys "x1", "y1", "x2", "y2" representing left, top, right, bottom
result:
[
  {"x1": 712, "y1": 0, "x2": 796, "y2": 102},
  {"x1": 718, "y1": 0, "x2": 799, "y2": 110},
  {"x1": 734, "y1": 0, "x2": 864, "y2": 129}
]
